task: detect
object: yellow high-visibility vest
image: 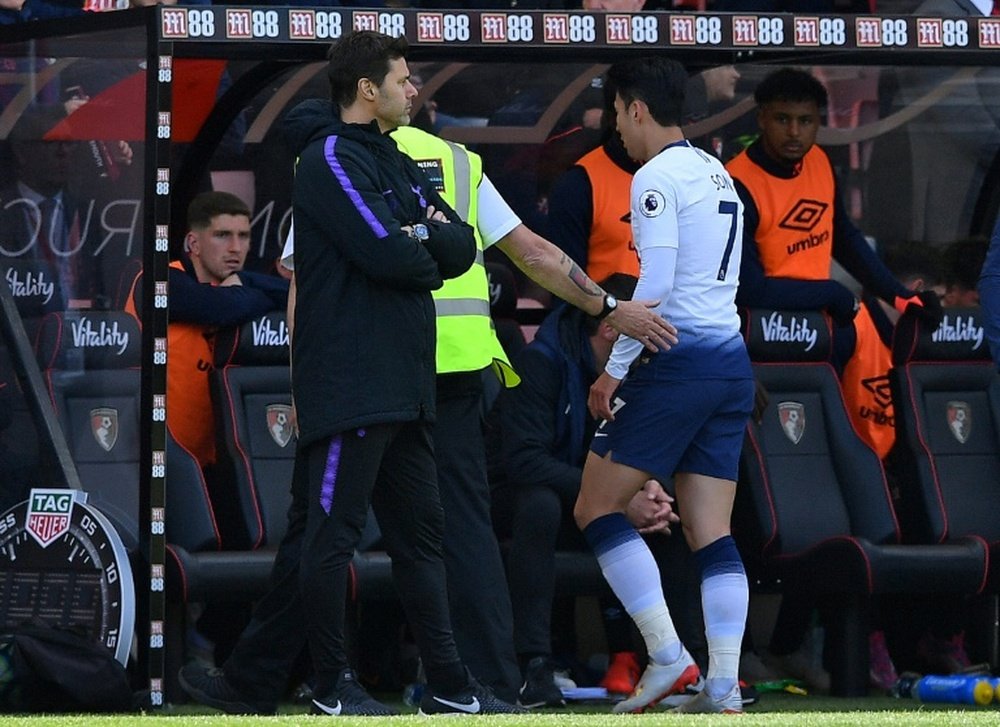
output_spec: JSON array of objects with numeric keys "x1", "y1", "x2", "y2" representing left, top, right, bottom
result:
[{"x1": 392, "y1": 126, "x2": 519, "y2": 386}]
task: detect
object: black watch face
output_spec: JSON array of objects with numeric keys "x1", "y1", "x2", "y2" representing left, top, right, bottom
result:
[{"x1": 0, "y1": 489, "x2": 135, "y2": 665}]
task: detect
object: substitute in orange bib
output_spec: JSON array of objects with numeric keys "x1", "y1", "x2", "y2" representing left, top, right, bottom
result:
[
  {"x1": 125, "y1": 191, "x2": 288, "y2": 470},
  {"x1": 548, "y1": 124, "x2": 640, "y2": 284},
  {"x1": 725, "y1": 68, "x2": 941, "y2": 372},
  {"x1": 840, "y1": 245, "x2": 943, "y2": 458}
]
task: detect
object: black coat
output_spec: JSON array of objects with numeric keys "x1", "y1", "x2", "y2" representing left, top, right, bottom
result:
[
  {"x1": 497, "y1": 304, "x2": 598, "y2": 501},
  {"x1": 284, "y1": 100, "x2": 476, "y2": 445}
]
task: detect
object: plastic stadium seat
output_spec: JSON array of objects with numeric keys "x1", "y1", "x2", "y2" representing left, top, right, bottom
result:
[
  {"x1": 0, "y1": 259, "x2": 69, "y2": 500},
  {"x1": 735, "y1": 308, "x2": 988, "y2": 696},
  {"x1": 890, "y1": 306, "x2": 1000, "y2": 667},
  {"x1": 890, "y1": 306, "x2": 1000, "y2": 558},
  {"x1": 172, "y1": 312, "x2": 394, "y2": 603},
  {"x1": 35, "y1": 310, "x2": 220, "y2": 553},
  {"x1": 166, "y1": 311, "x2": 298, "y2": 604},
  {"x1": 211, "y1": 310, "x2": 294, "y2": 550}
]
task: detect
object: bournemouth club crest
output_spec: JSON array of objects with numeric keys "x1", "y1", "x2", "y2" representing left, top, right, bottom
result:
[
  {"x1": 91, "y1": 407, "x2": 119, "y2": 452},
  {"x1": 778, "y1": 401, "x2": 805, "y2": 444},
  {"x1": 266, "y1": 404, "x2": 294, "y2": 448},
  {"x1": 947, "y1": 401, "x2": 971, "y2": 444}
]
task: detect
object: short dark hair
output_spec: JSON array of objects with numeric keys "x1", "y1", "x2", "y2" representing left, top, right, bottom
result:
[
  {"x1": 606, "y1": 57, "x2": 686, "y2": 128},
  {"x1": 187, "y1": 191, "x2": 251, "y2": 230},
  {"x1": 880, "y1": 241, "x2": 942, "y2": 289},
  {"x1": 327, "y1": 31, "x2": 409, "y2": 109},
  {"x1": 941, "y1": 237, "x2": 988, "y2": 291},
  {"x1": 585, "y1": 273, "x2": 639, "y2": 334},
  {"x1": 754, "y1": 68, "x2": 827, "y2": 108}
]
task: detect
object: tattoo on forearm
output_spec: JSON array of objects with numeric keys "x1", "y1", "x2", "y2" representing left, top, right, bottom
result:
[{"x1": 567, "y1": 261, "x2": 603, "y2": 297}]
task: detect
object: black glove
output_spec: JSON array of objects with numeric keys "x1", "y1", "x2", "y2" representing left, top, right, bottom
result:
[
  {"x1": 827, "y1": 281, "x2": 860, "y2": 327},
  {"x1": 894, "y1": 291, "x2": 944, "y2": 327}
]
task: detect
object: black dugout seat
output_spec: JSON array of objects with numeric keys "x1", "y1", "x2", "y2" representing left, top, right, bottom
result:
[
  {"x1": 35, "y1": 310, "x2": 220, "y2": 553},
  {"x1": 0, "y1": 259, "x2": 69, "y2": 504},
  {"x1": 890, "y1": 307, "x2": 1000, "y2": 666},
  {"x1": 171, "y1": 312, "x2": 395, "y2": 603},
  {"x1": 166, "y1": 311, "x2": 294, "y2": 603},
  {"x1": 735, "y1": 308, "x2": 988, "y2": 696},
  {"x1": 211, "y1": 310, "x2": 295, "y2": 549},
  {"x1": 890, "y1": 307, "x2": 1000, "y2": 559},
  {"x1": 167, "y1": 310, "x2": 606, "y2": 603}
]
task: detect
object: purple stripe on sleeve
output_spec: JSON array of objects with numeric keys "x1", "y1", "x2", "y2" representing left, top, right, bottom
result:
[
  {"x1": 324, "y1": 135, "x2": 389, "y2": 239},
  {"x1": 320, "y1": 434, "x2": 343, "y2": 515}
]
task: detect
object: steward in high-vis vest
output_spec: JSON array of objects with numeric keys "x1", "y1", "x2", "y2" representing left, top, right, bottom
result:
[
  {"x1": 388, "y1": 124, "x2": 524, "y2": 701},
  {"x1": 387, "y1": 125, "x2": 677, "y2": 703},
  {"x1": 392, "y1": 126, "x2": 518, "y2": 387}
]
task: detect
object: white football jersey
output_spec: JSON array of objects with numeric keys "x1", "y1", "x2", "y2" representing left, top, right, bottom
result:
[{"x1": 631, "y1": 140, "x2": 744, "y2": 337}]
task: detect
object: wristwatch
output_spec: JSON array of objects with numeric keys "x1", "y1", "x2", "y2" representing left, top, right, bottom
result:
[
  {"x1": 597, "y1": 292, "x2": 618, "y2": 321},
  {"x1": 409, "y1": 223, "x2": 430, "y2": 243}
]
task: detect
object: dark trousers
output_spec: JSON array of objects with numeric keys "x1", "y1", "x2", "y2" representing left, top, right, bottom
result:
[
  {"x1": 436, "y1": 371, "x2": 521, "y2": 702},
  {"x1": 492, "y1": 482, "x2": 570, "y2": 658},
  {"x1": 224, "y1": 421, "x2": 465, "y2": 699},
  {"x1": 224, "y1": 446, "x2": 309, "y2": 701},
  {"x1": 299, "y1": 422, "x2": 463, "y2": 695},
  {"x1": 222, "y1": 375, "x2": 519, "y2": 701}
]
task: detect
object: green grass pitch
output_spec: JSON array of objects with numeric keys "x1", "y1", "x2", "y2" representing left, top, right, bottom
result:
[{"x1": 2, "y1": 693, "x2": 1000, "y2": 726}]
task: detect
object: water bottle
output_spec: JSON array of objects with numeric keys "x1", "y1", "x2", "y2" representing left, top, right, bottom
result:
[
  {"x1": 402, "y1": 682, "x2": 425, "y2": 708},
  {"x1": 892, "y1": 674, "x2": 993, "y2": 705},
  {"x1": 402, "y1": 656, "x2": 425, "y2": 707},
  {"x1": 889, "y1": 674, "x2": 918, "y2": 699}
]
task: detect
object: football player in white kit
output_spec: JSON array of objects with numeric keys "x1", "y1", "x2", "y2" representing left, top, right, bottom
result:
[{"x1": 574, "y1": 57, "x2": 754, "y2": 714}]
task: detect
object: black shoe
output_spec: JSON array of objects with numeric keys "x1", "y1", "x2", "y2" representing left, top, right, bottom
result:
[
  {"x1": 419, "y1": 673, "x2": 526, "y2": 715},
  {"x1": 178, "y1": 663, "x2": 276, "y2": 715},
  {"x1": 310, "y1": 668, "x2": 398, "y2": 716},
  {"x1": 518, "y1": 657, "x2": 566, "y2": 708}
]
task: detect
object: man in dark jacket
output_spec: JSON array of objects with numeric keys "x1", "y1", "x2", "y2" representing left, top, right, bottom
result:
[{"x1": 278, "y1": 31, "x2": 518, "y2": 717}]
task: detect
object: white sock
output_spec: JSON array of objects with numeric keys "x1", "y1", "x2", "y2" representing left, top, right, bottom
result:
[
  {"x1": 701, "y1": 571, "x2": 748, "y2": 697},
  {"x1": 587, "y1": 514, "x2": 682, "y2": 665}
]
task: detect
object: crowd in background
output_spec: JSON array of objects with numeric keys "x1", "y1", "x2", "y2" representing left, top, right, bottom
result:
[{"x1": 2, "y1": 0, "x2": 1000, "y2": 713}]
